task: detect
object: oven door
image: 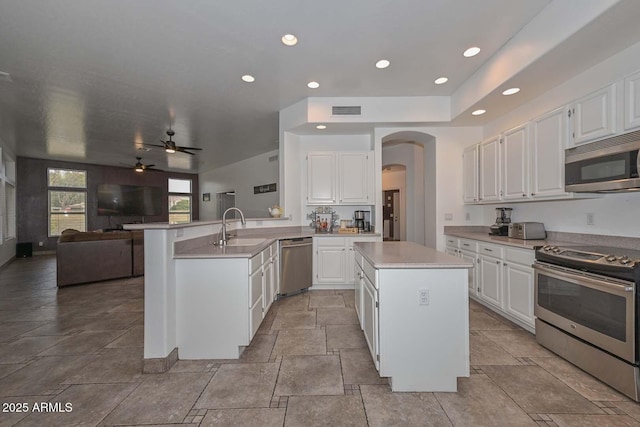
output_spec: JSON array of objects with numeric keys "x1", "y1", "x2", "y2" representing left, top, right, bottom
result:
[{"x1": 534, "y1": 262, "x2": 636, "y2": 363}]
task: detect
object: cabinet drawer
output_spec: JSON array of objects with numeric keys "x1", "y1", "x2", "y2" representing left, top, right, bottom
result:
[
  {"x1": 270, "y1": 242, "x2": 278, "y2": 257},
  {"x1": 458, "y1": 238, "x2": 478, "y2": 252},
  {"x1": 478, "y1": 242, "x2": 503, "y2": 258},
  {"x1": 504, "y1": 247, "x2": 535, "y2": 266},
  {"x1": 445, "y1": 236, "x2": 459, "y2": 247},
  {"x1": 363, "y1": 258, "x2": 376, "y2": 288},
  {"x1": 250, "y1": 253, "x2": 262, "y2": 275},
  {"x1": 315, "y1": 237, "x2": 346, "y2": 246},
  {"x1": 250, "y1": 271, "x2": 262, "y2": 307}
]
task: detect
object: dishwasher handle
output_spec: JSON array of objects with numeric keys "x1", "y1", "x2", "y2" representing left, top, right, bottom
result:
[{"x1": 280, "y1": 238, "x2": 313, "y2": 248}]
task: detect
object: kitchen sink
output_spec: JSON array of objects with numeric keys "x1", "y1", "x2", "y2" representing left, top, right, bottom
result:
[{"x1": 225, "y1": 238, "x2": 267, "y2": 246}]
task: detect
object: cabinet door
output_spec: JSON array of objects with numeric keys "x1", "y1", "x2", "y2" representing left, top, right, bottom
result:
[
  {"x1": 504, "y1": 262, "x2": 534, "y2": 327},
  {"x1": 531, "y1": 107, "x2": 568, "y2": 198},
  {"x1": 479, "y1": 136, "x2": 501, "y2": 202},
  {"x1": 354, "y1": 264, "x2": 363, "y2": 327},
  {"x1": 479, "y1": 255, "x2": 502, "y2": 308},
  {"x1": 271, "y1": 252, "x2": 279, "y2": 303},
  {"x1": 463, "y1": 144, "x2": 479, "y2": 203},
  {"x1": 315, "y1": 246, "x2": 346, "y2": 284},
  {"x1": 502, "y1": 124, "x2": 529, "y2": 200},
  {"x1": 307, "y1": 153, "x2": 336, "y2": 204},
  {"x1": 362, "y1": 274, "x2": 379, "y2": 370},
  {"x1": 624, "y1": 70, "x2": 640, "y2": 131},
  {"x1": 339, "y1": 152, "x2": 372, "y2": 204},
  {"x1": 571, "y1": 84, "x2": 616, "y2": 145},
  {"x1": 263, "y1": 258, "x2": 273, "y2": 314},
  {"x1": 459, "y1": 250, "x2": 477, "y2": 297},
  {"x1": 345, "y1": 246, "x2": 356, "y2": 284}
]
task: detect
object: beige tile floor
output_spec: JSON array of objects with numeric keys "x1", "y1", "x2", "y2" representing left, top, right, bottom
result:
[{"x1": 0, "y1": 254, "x2": 639, "y2": 426}]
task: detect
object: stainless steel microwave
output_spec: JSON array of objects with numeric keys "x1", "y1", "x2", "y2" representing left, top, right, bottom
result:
[{"x1": 565, "y1": 131, "x2": 640, "y2": 193}]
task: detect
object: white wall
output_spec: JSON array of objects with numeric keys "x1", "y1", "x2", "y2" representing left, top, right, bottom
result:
[
  {"x1": 478, "y1": 39, "x2": 640, "y2": 238},
  {"x1": 199, "y1": 149, "x2": 279, "y2": 220}
]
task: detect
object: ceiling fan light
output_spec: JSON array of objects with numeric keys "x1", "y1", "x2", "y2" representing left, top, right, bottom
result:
[
  {"x1": 166, "y1": 147, "x2": 176, "y2": 154},
  {"x1": 135, "y1": 167, "x2": 144, "y2": 173}
]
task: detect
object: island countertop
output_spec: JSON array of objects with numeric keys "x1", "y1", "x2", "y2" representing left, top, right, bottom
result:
[{"x1": 354, "y1": 241, "x2": 473, "y2": 269}]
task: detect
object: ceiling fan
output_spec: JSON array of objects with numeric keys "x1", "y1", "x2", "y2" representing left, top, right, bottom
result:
[
  {"x1": 146, "y1": 129, "x2": 203, "y2": 155},
  {"x1": 123, "y1": 157, "x2": 160, "y2": 173}
]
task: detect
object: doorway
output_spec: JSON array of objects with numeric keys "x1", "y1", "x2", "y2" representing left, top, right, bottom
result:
[
  {"x1": 383, "y1": 189, "x2": 401, "y2": 241},
  {"x1": 216, "y1": 191, "x2": 236, "y2": 220}
]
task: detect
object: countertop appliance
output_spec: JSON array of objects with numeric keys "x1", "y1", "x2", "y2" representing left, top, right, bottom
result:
[
  {"x1": 489, "y1": 207, "x2": 512, "y2": 236},
  {"x1": 565, "y1": 130, "x2": 640, "y2": 193},
  {"x1": 279, "y1": 237, "x2": 312, "y2": 297},
  {"x1": 354, "y1": 210, "x2": 370, "y2": 232},
  {"x1": 508, "y1": 222, "x2": 546, "y2": 239},
  {"x1": 533, "y1": 244, "x2": 640, "y2": 401}
]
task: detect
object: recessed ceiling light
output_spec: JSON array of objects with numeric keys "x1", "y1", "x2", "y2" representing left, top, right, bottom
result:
[
  {"x1": 434, "y1": 77, "x2": 448, "y2": 85},
  {"x1": 463, "y1": 47, "x2": 481, "y2": 57},
  {"x1": 241, "y1": 75, "x2": 255, "y2": 83},
  {"x1": 472, "y1": 109, "x2": 486, "y2": 116},
  {"x1": 502, "y1": 87, "x2": 520, "y2": 96},
  {"x1": 281, "y1": 34, "x2": 298, "y2": 46},
  {"x1": 307, "y1": 81, "x2": 319, "y2": 89},
  {"x1": 375, "y1": 59, "x2": 390, "y2": 69},
  {"x1": 316, "y1": 125, "x2": 327, "y2": 130}
]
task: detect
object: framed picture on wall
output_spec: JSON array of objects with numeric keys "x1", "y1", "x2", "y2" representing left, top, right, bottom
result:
[{"x1": 202, "y1": 193, "x2": 211, "y2": 202}]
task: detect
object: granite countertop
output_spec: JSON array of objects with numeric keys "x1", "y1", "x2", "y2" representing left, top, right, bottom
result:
[
  {"x1": 445, "y1": 230, "x2": 549, "y2": 250},
  {"x1": 174, "y1": 228, "x2": 381, "y2": 259},
  {"x1": 354, "y1": 241, "x2": 473, "y2": 269}
]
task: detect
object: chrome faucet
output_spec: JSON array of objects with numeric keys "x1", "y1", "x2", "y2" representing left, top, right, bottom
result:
[{"x1": 219, "y1": 207, "x2": 246, "y2": 245}]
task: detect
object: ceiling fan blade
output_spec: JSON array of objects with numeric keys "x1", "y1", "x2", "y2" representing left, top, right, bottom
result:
[
  {"x1": 144, "y1": 143, "x2": 166, "y2": 148},
  {"x1": 180, "y1": 146, "x2": 202, "y2": 151},
  {"x1": 176, "y1": 147, "x2": 195, "y2": 155}
]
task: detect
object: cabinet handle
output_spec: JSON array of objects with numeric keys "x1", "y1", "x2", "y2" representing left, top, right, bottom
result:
[
  {"x1": 522, "y1": 193, "x2": 526, "y2": 197},
  {"x1": 504, "y1": 263, "x2": 508, "y2": 267},
  {"x1": 496, "y1": 260, "x2": 500, "y2": 264},
  {"x1": 531, "y1": 193, "x2": 536, "y2": 196},
  {"x1": 462, "y1": 243, "x2": 470, "y2": 247},
  {"x1": 484, "y1": 248, "x2": 493, "y2": 252}
]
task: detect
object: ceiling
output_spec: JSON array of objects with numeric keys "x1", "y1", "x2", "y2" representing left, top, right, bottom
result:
[{"x1": 1, "y1": 0, "x2": 640, "y2": 173}]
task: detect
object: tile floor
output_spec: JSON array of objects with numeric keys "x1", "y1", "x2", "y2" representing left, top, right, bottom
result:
[{"x1": 1, "y1": 254, "x2": 639, "y2": 426}]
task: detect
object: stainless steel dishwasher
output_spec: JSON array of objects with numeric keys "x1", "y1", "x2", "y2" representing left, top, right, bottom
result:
[{"x1": 279, "y1": 237, "x2": 313, "y2": 297}]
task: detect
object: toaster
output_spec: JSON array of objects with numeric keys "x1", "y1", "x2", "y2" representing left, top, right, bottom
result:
[{"x1": 508, "y1": 222, "x2": 546, "y2": 240}]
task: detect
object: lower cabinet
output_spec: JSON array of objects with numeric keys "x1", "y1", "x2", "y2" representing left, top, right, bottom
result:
[
  {"x1": 445, "y1": 235, "x2": 535, "y2": 332},
  {"x1": 249, "y1": 244, "x2": 279, "y2": 340},
  {"x1": 313, "y1": 235, "x2": 381, "y2": 286},
  {"x1": 361, "y1": 271, "x2": 378, "y2": 368}
]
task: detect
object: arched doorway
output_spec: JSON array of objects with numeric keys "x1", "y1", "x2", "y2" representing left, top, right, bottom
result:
[
  {"x1": 381, "y1": 132, "x2": 436, "y2": 247},
  {"x1": 381, "y1": 164, "x2": 406, "y2": 241}
]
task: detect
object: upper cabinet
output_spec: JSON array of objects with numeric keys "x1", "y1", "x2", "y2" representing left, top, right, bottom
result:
[
  {"x1": 502, "y1": 124, "x2": 529, "y2": 200},
  {"x1": 307, "y1": 152, "x2": 337, "y2": 204},
  {"x1": 530, "y1": 106, "x2": 569, "y2": 198},
  {"x1": 307, "y1": 151, "x2": 374, "y2": 205},
  {"x1": 570, "y1": 83, "x2": 616, "y2": 146},
  {"x1": 479, "y1": 135, "x2": 501, "y2": 202},
  {"x1": 624, "y1": 70, "x2": 640, "y2": 131},
  {"x1": 462, "y1": 144, "x2": 479, "y2": 203}
]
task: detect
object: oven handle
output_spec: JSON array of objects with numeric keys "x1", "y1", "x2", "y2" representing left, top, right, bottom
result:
[{"x1": 533, "y1": 262, "x2": 634, "y2": 293}]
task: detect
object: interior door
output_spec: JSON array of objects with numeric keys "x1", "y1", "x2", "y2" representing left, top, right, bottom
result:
[{"x1": 383, "y1": 189, "x2": 400, "y2": 241}]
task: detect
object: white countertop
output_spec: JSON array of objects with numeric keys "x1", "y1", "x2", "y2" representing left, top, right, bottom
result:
[{"x1": 354, "y1": 241, "x2": 473, "y2": 269}]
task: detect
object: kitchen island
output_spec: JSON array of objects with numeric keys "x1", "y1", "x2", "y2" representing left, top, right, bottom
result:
[{"x1": 353, "y1": 241, "x2": 473, "y2": 392}]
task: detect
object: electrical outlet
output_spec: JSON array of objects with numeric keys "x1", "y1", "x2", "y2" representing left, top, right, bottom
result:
[
  {"x1": 418, "y1": 289, "x2": 429, "y2": 306},
  {"x1": 465, "y1": 213, "x2": 471, "y2": 221},
  {"x1": 586, "y1": 213, "x2": 595, "y2": 225},
  {"x1": 38, "y1": 241, "x2": 44, "y2": 247},
  {"x1": 444, "y1": 213, "x2": 453, "y2": 221}
]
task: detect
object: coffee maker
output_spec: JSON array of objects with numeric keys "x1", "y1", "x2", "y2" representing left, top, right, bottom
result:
[
  {"x1": 354, "y1": 210, "x2": 366, "y2": 231},
  {"x1": 489, "y1": 207, "x2": 512, "y2": 236}
]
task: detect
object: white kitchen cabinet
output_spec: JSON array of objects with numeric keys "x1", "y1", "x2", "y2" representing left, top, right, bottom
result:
[
  {"x1": 338, "y1": 152, "x2": 374, "y2": 204},
  {"x1": 361, "y1": 270, "x2": 378, "y2": 369},
  {"x1": 307, "y1": 152, "x2": 337, "y2": 204},
  {"x1": 354, "y1": 260, "x2": 363, "y2": 325},
  {"x1": 263, "y1": 254, "x2": 273, "y2": 314},
  {"x1": 502, "y1": 124, "x2": 529, "y2": 200},
  {"x1": 445, "y1": 237, "x2": 477, "y2": 297},
  {"x1": 479, "y1": 136, "x2": 501, "y2": 202},
  {"x1": 477, "y1": 243, "x2": 503, "y2": 310},
  {"x1": 624, "y1": 70, "x2": 640, "y2": 131},
  {"x1": 306, "y1": 151, "x2": 373, "y2": 205},
  {"x1": 462, "y1": 144, "x2": 479, "y2": 203},
  {"x1": 570, "y1": 83, "x2": 616, "y2": 145},
  {"x1": 503, "y1": 247, "x2": 535, "y2": 326},
  {"x1": 313, "y1": 235, "x2": 381, "y2": 286},
  {"x1": 530, "y1": 106, "x2": 569, "y2": 198},
  {"x1": 269, "y1": 242, "x2": 279, "y2": 304}
]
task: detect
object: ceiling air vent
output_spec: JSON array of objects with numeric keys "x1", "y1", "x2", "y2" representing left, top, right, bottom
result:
[{"x1": 332, "y1": 106, "x2": 362, "y2": 116}]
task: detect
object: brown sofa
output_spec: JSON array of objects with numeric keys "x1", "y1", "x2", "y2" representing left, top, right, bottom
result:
[{"x1": 56, "y1": 230, "x2": 144, "y2": 287}]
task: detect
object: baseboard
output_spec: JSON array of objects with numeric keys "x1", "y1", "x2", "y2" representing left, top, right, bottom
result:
[{"x1": 143, "y1": 347, "x2": 178, "y2": 373}]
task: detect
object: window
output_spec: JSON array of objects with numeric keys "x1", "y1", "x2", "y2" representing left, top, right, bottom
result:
[
  {"x1": 0, "y1": 149, "x2": 16, "y2": 243},
  {"x1": 168, "y1": 178, "x2": 192, "y2": 224},
  {"x1": 48, "y1": 168, "x2": 87, "y2": 236}
]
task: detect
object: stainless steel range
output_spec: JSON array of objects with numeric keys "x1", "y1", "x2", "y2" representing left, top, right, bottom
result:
[{"x1": 533, "y1": 244, "x2": 640, "y2": 401}]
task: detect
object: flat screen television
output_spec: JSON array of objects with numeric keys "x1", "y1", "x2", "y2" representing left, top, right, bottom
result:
[{"x1": 97, "y1": 184, "x2": 162, "y2": 216}]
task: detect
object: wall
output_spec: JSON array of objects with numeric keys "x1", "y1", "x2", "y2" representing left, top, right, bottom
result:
[
  {"x1": 198, "y1": 149, "x2": 279, "y2": 220},
  {"x1": 478, "y1": 39, "x2": 640, "y2": 238},
  {"x1": 382, "y1": 142, "x2": 424, "y2": 244},
  {"x1": 17, "y1": 157, "x2": 199, "y2": 252}
]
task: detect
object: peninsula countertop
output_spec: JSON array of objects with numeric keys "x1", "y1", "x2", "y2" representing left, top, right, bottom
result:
[{"x1": 354, "y1": 241, "x2": 473, "y2": 269}]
